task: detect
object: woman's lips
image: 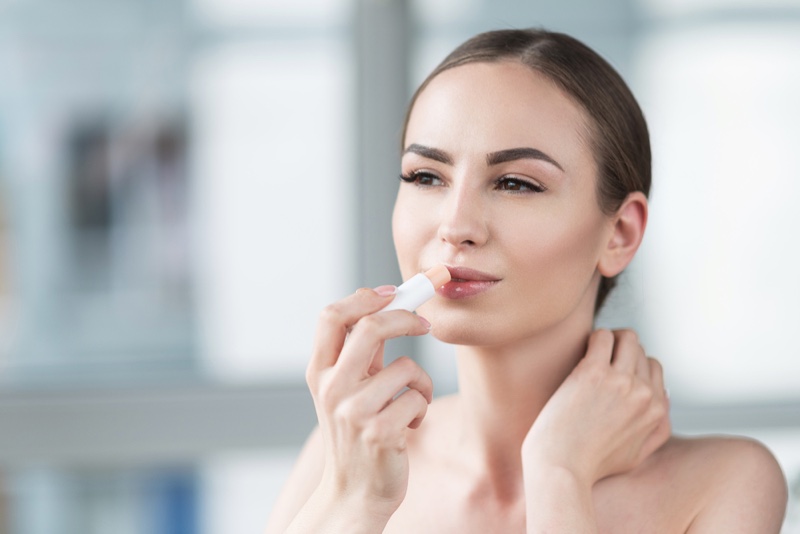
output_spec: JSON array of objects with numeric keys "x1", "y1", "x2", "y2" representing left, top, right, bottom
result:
[{"x1": 437, "y1": 266, "x2": 500, "y2": 299}]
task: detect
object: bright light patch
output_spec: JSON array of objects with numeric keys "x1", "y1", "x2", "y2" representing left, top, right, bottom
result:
[
  {"x1": 191, "y1": 0, "x2": 348, "y2": 27},
  {"x1": 640, "y1": 0, "x2": 800, "y2": 18},
  {"x1": 636, "y1": 24, "x2": 800, "y2": 403},
  {"x1": 190, "y1": 41, "x2": 354, "y2": 382}
]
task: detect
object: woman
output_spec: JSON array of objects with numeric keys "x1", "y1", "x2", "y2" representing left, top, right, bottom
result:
[{"x1": 267, "y1": 29, "x2": 787, "y2": 533}]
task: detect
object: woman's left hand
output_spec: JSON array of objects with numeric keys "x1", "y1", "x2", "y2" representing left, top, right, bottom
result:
[{"x1": 522, "y1": 328, "x2": 671, "y2": 488}]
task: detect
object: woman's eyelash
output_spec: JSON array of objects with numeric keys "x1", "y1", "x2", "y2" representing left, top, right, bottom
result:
[
  {"x1": 494, "y1": 176, "x2": 547, "y2": 193},
  {"x1": 399, "y1": 170, "x2": 441, "y2": 186},
  {"x1": 400, "y1": 171, "x2": 547, "y2": 194}
]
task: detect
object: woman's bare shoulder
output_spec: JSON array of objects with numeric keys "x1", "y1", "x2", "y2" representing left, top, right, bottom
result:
[{"x1": 651, "y1": 434, "x2": 788, "y2": 532}]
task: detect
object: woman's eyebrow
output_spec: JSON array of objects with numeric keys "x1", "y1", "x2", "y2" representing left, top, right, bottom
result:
[
  {"x1": 403, "y1": 144, "x2": 453, "y2": 165},
  {"x1": 486, "y1": 147, "x2": 564, "y2": 172}
]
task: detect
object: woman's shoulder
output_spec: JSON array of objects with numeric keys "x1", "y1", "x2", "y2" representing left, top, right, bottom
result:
[
  {"x1": 657, "y1": 433, "x2": 782, "y2": 469},
  {"x1": 660, "y1": 433, "x2": 786, "y2": 489},
  {"x1": 638, "y1": 434, "x2": 788, "y2": 532}
]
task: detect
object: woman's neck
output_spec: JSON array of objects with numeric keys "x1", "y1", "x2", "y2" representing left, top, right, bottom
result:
[{"x1": 451, "y1": 305, "x2": 595, "y2": 496}]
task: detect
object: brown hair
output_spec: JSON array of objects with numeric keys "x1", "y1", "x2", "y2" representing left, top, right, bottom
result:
[{"x1": 401, "y1": 28, "x2": 651, "y2": 315}]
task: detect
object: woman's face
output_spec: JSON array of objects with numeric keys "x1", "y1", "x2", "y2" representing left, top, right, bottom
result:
[{"x1": 393, "y1": 60, "x2": 614, "y2": 346}]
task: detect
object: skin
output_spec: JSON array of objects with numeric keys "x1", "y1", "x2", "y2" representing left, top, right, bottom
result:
[{"x1": 266, "y1": 61, "x2": 788, "y2": 533}]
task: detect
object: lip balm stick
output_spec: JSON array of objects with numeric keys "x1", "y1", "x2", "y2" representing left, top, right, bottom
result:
[{"x1": 380, "y1": 264, "x2": 451, "y2": 313}]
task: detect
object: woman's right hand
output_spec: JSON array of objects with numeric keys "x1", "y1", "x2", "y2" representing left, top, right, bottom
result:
[{"x1": 305, "y1": 285, "x2": 434, "y2": 523}]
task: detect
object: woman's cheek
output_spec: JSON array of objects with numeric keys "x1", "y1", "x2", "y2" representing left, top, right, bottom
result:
[
  {"x1": 510, "y1": 214, "x2": 602, "y2": 303},
  {"x1": 392, "y1": 193, "x2": 428, "y2": 277}
]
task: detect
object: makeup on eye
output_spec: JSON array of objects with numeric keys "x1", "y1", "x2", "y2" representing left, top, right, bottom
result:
[
  {"x1": 399, "y1": 170, "x2": 442, "y2": 187},
  {"x1": 399, "y1": 170, "x2": 547, "y2": 194},
  {"x1": 493, "y1": 176, "x2": 547, "y2": 194}
]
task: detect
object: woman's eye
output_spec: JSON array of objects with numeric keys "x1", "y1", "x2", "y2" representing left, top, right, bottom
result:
[
  {"x1": 495, "y1": 177, "x2": 546, "y2": 193},
  {"x1": 399, "y1": 171, "x2": 443, "y2": 187}
]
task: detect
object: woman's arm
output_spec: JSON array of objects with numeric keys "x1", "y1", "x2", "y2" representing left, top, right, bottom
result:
[
  {"x1": 264, "y1": 427, "x2": 324, "y2": 534},
  {"x1": 686, "y1": 438, "x2": 788, "y2": 533},
  {"x1": 521, "y1": 329, "x2": 671, "y2": 533},
  {"x1": 521, "y1": 464, "x2": 598, "y2": 532}
]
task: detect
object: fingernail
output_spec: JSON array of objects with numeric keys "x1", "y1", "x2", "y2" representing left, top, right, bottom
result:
[
  {"x1": 373, "y1": 285, "x2": 396, "y2": 296},
  {"x1": 417, "y1": 315, "x2": 431, "y2": 330}
]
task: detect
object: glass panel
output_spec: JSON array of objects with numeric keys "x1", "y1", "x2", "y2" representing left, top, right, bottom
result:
[
  {"x1": 640, "y1": 0, "x2": 800, "y2": 18},
  {"x1": 191, "y1": 0, "x2": 348, "y2": 27},
  {"x1": 201, "y1": 449, "x2": 298, "y2": 533},
  {"x1": 635, "y1": 23, "x2": 800, "y2": 402},
  {"x1": 190, "y1": 39, "x2": 354, "y2": 382}
]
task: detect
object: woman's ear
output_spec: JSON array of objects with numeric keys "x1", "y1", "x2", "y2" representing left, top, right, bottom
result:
[{"x1": 598, "y1": 191, "x2": 648, "y2": 278}]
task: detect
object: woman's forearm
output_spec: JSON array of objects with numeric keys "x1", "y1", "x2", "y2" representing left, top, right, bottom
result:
[
  {"x1": 523, "y1": 463, "x2": 598, "y2": 534},
  {"x1": 283, "y1": 485, "x2": 392, "y2": 534}
]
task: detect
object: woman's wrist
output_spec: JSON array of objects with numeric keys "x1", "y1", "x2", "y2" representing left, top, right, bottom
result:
[
  {"x1": 522, "y1": 462, "x2": 598, "y2": 534},
  {"x1": 284, "y1": 482, "x2": 396, "y2": 534},
  {"x1": 521, "y1": 434, "x2": 595, "y2": 489}
]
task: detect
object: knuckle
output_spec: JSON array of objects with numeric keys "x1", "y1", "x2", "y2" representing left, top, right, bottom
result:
[
  {"x1": 649, "y1": 357, "x2": 663, "y2": 373},
  {"x1": 616, "y1": 328, "x2": 639, "y2": 344},
  {"x1": 305, "y1": 366, "x2": 318, "y2": 389},
  {"x1": 319, "y1": 303, "x2": 344, "y2": 327},
  {"x1": 608, "y1": 371, "x2": 633, "y2": 392},
  {"x1": 356, "y1": 312, "x2": 384, "y2": 332},
  {"x1": 584, "y1": 364, "x2": 606, "y2": 385},
  {"x1": 594, "y1": 328, "x2": 614, "y2": 343},
  {"x1": 315, "y1": 374, "x2": 339, "y2": 406},
  {"x1": 333, "y1": 397, "x2": 362, "y2": 424},
  {"x1": 392, "y1": 355, "x2": 418, "y2": 375},
  {"x1": 651, "y1": 400, "x2": 668, "y2": 420},
  {"x1": 409, "y1": 389, "x2": 429, "y2": 410},
  {"x1": 362, "y1": 419, "x2": 393, "y2": 447},
  {"x1": 633, "y1": 381, "x2": 655, "y2": 403}
]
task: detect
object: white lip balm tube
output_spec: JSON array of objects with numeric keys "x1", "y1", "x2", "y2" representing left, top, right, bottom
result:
[{"x1": 380, "y1": 264, "x2": 451, "y2": 313}]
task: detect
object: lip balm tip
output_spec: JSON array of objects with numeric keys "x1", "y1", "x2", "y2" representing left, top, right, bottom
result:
[{"x1": 424, "y1": 264, "x2": 451, "y2": 288}]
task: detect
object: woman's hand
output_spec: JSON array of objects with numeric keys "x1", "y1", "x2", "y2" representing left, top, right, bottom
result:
[
  {"x1": 303, "y1": 285, "x2": 433, "y2": 527},
  {"x1": 523, "y1": 328, "x2": 670, "y2": 485},
  {"x1": 521, "y1": 329, "x2": 670, "y2": 533}
]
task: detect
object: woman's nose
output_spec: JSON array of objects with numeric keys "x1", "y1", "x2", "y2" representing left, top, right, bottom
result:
[{"x1": 437, "y1": 188, "x2": 489, "y2": 249}]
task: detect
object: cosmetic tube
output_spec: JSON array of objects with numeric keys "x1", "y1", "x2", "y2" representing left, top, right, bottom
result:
[{"x1": 380, "y1": 264, "x2": 451, "y2": 313}]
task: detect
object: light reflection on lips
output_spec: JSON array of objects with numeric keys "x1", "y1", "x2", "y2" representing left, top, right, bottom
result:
[{"x1": 437, "y1": 266, "x2": 501, "y2": 299}]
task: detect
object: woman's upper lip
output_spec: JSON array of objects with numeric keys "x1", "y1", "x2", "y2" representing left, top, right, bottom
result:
[{"x1": 444, "y1": 266, "x2": 500, "y2": 282}]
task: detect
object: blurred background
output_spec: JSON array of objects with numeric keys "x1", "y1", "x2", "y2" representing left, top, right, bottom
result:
[{"x1": 0, "y1": 0, "x2": 798, "y2": 532}]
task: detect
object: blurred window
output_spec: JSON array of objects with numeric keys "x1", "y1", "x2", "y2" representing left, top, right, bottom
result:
[{"x1": 635, "y1": 17, "x2": 800, "y2": 402}]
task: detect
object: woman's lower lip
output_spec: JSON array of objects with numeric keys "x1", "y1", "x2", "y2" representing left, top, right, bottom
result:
[{"x1": 437, "y1": 280, "x2": 499, "y2": 299}]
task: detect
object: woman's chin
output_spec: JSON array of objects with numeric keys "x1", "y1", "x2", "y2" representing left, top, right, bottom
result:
[
  {"x1": 429, "y1": 315, "x2": 517, "y2": 347},
  {"x1": 430, "y1": 324, "x2": 483, "y2": 346}
]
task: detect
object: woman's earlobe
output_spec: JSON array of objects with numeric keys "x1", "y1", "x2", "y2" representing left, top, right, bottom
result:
[{"x1": 598, "y1": 192, "x2": 648, "y2": 278}]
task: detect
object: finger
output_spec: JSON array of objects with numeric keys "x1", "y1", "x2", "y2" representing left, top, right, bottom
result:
[
  {"x1": 583, "y1": 329, "x2": 615, "y2": 365},
  {"x1": 308, "y1": 286, "x2": 397, "y2": 373},
  {"x1": 377, "y1": 387, "x2": 429, "y2": 430},
  {"x1": 648, "y1": 357, "x2": 667, "y2": 401},
  {"x1": 635, "y1": 352, "x2": 650, "y2": 383},
  {"x1": 610, "y1": 329, "x2": 643, "y2": 374},
  {"x1": 640, "y1": 381, "x2": 672, "y2": 461},
  {"x1": 337, "y1": 310, "x2": 430, "y2": 377},
  {"x1": 359, "y1": 356, "x2": 434, "y2": 412},
  {"x1": 367, "y1": 340, "x2": 386, "y2": 377}
]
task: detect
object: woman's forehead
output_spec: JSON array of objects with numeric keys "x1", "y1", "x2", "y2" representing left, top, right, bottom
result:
[{"x1": 405, "y1": 61, "x2": 593, "y2": 168}]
